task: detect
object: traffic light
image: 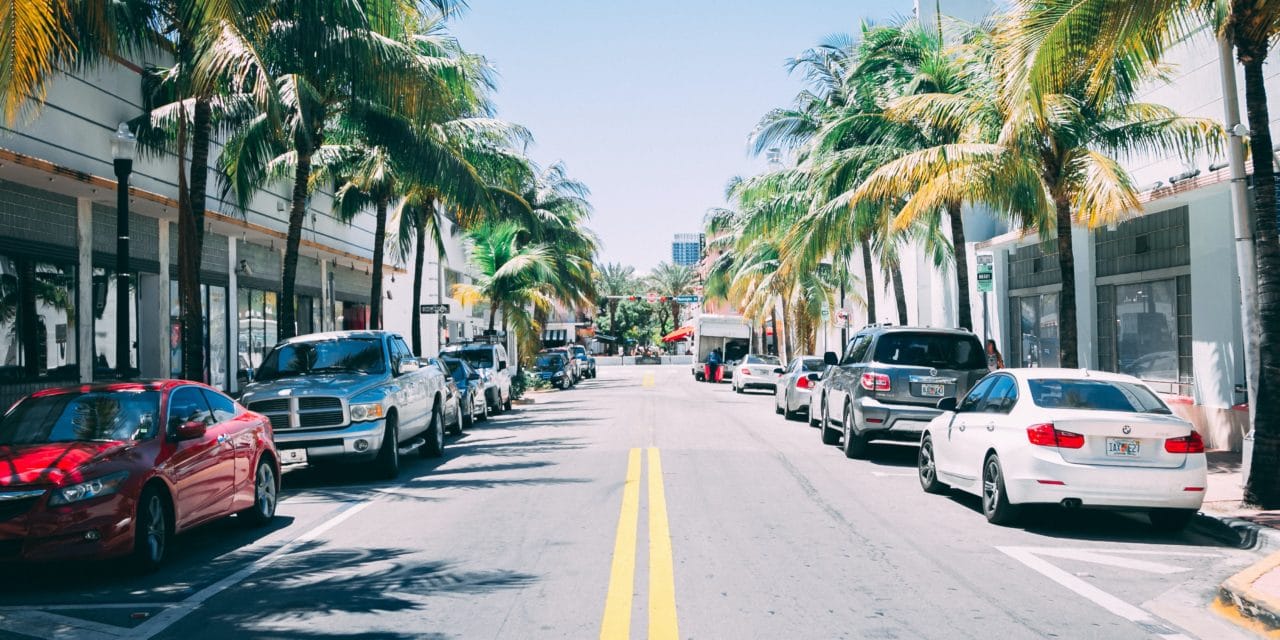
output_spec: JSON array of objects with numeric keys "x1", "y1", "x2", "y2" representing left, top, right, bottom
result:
[
  {"x1": 659, "y1": 296, "x2": 671, "y2": 302},
  {"x1": 627, "y1": 295, "x2": 639, "y2": 302}
]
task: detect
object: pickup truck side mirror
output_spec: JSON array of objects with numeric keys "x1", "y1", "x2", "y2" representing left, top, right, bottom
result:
[
  {"x1": 936, "y1": 397, "x2": 958, "y2": 412},
  {"x1": 823, "y1": 352, "x2": 839, "y2": 366},
  {"x1": 395, "y1": 356, "x2": 420, "y2": 376}
]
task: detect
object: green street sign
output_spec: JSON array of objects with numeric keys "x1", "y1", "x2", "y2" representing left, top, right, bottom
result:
[
  {"x1": 675, "y1": 295, "x2": 700, "y2": 303},
  {"x1": 976, "y1": 263, "x2": 993, "y2": 293}
]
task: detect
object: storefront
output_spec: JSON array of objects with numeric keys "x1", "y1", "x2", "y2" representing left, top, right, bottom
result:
[{"x1": 1005, "y1": 242, "x2": 1062, "y2": 369}]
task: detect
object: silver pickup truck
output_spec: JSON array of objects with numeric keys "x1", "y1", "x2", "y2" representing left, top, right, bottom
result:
[{"x1": 240, "y1": 330, "x2": 449, "y2": 479}]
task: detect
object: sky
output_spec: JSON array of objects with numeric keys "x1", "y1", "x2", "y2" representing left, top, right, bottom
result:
[{"x1": 449, "y1": 0, "x2": 918, "y2": 273}]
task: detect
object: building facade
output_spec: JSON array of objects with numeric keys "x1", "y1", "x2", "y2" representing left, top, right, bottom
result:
[{"x1": 672, "y1": 233, "x2": 703, "y2": 266}]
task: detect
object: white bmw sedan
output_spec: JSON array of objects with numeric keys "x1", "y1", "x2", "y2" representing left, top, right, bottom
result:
[{"x1": 917, "y1": 369, "x2": 1207, "y2": 530}]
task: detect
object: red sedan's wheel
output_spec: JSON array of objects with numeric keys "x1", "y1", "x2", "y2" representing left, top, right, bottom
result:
[
  {"x1": 241, "y1": 459, "x2": 278, "y2": 527},
  {"x1": 132, "y1": 486, "x2": 171, "y2": 573}
]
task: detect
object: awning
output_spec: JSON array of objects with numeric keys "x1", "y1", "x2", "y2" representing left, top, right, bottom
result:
[
  {"x1": 541, "y1": 329, "x2": 569, "y2": 344},
  {"x1": 662, "y1": 325, "x2": 694, "y2": 343},
  {"x1": 594, "y1": 333, "x2": 620, "y2": 343}
]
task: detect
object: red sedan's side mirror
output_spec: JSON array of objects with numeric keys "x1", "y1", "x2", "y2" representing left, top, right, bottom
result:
[{"x1": 176, "y1": 420, "x2": 207, "y2": 440}]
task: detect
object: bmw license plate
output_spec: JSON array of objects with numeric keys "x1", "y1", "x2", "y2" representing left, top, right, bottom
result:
[
  {"x1": 920, "y1": 383, "x2": 944, "y2": 397},
  {"x1": 280, "y1": 449, "x2": 308, "y2": 465},
  {"x1": 1106, "y1": 438, "x2": 1140, "y2": 457}
]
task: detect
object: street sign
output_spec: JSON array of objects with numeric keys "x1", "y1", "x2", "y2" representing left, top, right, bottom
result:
[
  {"x1": 820, "y1": 303, "x2": 830, "y2": 319},
  {"x1": 836, "y1": 309, "x2": 848, "y2": 322},
  {"x1": 675, "y1": 295, "x2": 700, "y2": 303},
  {"x1": 419, "y1": 303, "x2": 450, "y2": 314},
  {"x1": 646, "y1": 292, "x2": 658, "y2": 304},
  {"x1": 976, "y1": 253, "x2": 994, "y2": 293}
]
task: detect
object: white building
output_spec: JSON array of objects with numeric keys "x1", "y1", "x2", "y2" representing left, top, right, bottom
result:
[{"x1": 0, "y1": 57, "x2": 487, "y2": 408}]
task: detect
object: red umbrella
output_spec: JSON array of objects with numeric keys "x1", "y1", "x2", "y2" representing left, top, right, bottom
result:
[{"x1": 661, "y1": 325, "x2": 694, "y2": 343}]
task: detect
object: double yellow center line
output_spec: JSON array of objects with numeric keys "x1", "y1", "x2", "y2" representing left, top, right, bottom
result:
[{"x1": 600, "y1": 448, "x2": 679, "y2": 639}]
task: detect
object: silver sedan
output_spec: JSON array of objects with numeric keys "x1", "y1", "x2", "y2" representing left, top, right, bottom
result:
[{"x1": 774, "y1": 356, "x2": 827, "y2": 421}]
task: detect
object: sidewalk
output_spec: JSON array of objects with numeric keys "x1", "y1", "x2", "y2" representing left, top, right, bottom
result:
[{"x1": 1203, "y1": 450, "x2": 1280, "y2": 632}]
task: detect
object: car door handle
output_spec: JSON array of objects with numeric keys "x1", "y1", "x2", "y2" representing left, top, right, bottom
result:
[
  {"x1": 958, "y1": 424, "x2": 965, "y2": 432},
  {"x1": 986, "y1": 424, "x2": 995, "y2": 432}
]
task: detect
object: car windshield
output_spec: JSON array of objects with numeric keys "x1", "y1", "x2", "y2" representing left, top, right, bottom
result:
[
  {"x1": 536, "y1": 354, "x2": 565, "y2": 368},
  {"x1": 1027, "y1": 378, "x2": 1172, "y2": 414},
  {"x1": 256, "y1": 338, "x2": 386, "y2": 380},
  {"x1": 0, "y1": 390, "x2": 160, "y2": 445},
  {"x1": 744, "y1": 355, "x2": 781, "y2": 365},
  {"x1": 447, "y1": 349, "x2": 495, "y2": 369},
  {"x1": 873, "y1": 333, "x2": 987, "y2": 369}
]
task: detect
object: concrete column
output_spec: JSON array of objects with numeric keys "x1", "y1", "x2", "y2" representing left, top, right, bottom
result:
[
  {"x1": 1190, "y1": 191, "x2": 1245, "y2": 449},
  {"x1": 228, "y1": 237, "x2": 239, "y2": 394},
  {"x1": 136, "y1": 218, "x2": 170, "y2": 378},
  {"x1": 76, "y1": 198, "x2": 94, "y2": 382},
  {"x1": 1072, "y1": 226, "x2": 1097, "y2": 368}
]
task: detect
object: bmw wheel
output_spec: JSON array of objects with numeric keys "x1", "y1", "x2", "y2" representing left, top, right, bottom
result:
[
  {"x1": 918, "y1": 435, "x2": 946, "y2": 495},
  {"x1": 982, "y1": 453, "x2": 1020, "y2": 525}
]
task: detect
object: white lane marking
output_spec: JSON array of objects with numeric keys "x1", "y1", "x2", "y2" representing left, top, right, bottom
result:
[
  {"x1": 0, "y1": 608, "x2": 132, "y2": 639},
  {"x1": 131, "y1": 498, "x2": 373, "y2": 639},
  {"x1": 999, "y1": 546, "x2": 1194, "y2": 640},
  {"x1": 1014, "y1": 547, "x2": 1193, "y2": 575}
]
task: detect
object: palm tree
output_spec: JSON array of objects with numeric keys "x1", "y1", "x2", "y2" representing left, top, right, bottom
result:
[
  {"x1": 1002, "y1": 0, "x2": 1280, "y2": 509},
  {"x1": 593, "y1": 262, "x2": 635, "y2": 350},
  {"x1": 645, "y1": 262, "x2": 696, "y2": 334},
  {"x1": 213, "y1": 0, "x2": 460, "y2": 340},
  {"x1": 451, "y1": 220, "x2": 556, "y2": 336},
  {"x1": 853, "y1": 20, "x2": 1223, "y2": 368}
]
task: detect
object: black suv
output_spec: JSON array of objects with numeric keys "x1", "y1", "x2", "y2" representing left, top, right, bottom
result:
[{"x1": 818, "y1": 326, "x2": 988, "y2": 459}]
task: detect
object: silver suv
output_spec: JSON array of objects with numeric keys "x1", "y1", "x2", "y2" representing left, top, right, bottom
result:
[{"x1": 818, "y1": 326, "x2": 988, "y2": 459}]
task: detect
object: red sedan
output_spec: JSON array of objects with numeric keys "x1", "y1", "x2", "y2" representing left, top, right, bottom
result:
[{"x1": 0, "y1": 380, "x2": 280, "y2": 570}]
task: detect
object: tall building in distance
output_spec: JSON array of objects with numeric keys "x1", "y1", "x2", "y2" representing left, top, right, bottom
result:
[{"x1": 672, "y1": 233, "x2": 704, "y2": 266}]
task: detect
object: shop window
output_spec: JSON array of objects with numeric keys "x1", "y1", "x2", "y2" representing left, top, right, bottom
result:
[
  {"x1": 92, "y1": 267, "x2": 138, "y2": 375},
  {"x1": 237, "y1": 288, "x2": 277, "y2": 386},
  {"x1": 166, "y1": 282, "x2": 229, "y2": 390},
  {"x1": 1009, "y1": 292, "x2": 1060, "y2": 368},
  {"x1": 341, "y1": 302, "x2": 369, "y2": 330},
  {"x1": 1097, "y1": 277, "x2": 1192, "y2": 385},
  {"x1": 0, "y1": 255, "x2": 77, "y2": 381}
]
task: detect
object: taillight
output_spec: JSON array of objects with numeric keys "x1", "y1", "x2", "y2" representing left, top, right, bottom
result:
[
  {"x1": 859, "y1": 373, "x2": 891, "y2": 392},
  {"x1": 796, "y1": 376, "x2": 812, "y2": 389},
  {"x1": 1165, "y1": 431, "x2": 1205, "y2": 454},
  {"x1": 741, "y1": 368, "x2": 750, "y2": 376},
  {"x1": 1026, "y1": 423, "x2": 1085, "y2": 449}
]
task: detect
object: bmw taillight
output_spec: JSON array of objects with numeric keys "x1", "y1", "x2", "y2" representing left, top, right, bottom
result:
[
  {"x1": 1026, "y1": 423, "x2": 1085, "y2": 449},
  {"x1": 1165, "y1": 431, "x2": 1205, "y2": 454},
  {"x1": 796, "y1": 376, "x2": 812, "y2": 389},
  {"x1": 741, "y1": 368, "x2": 751, "y2": 376},
  {"x1": 859, "y1": 373, "x2": 890, "y2": 392}
]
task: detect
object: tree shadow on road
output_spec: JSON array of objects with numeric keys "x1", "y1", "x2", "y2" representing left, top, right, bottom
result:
[{"x1": 178, "y1": 546, "x2": 536, "y2": 638}]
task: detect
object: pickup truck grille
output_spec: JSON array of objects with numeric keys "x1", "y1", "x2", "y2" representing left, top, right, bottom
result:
[{"x1": 248, "y1": 397, "x2": 346, "y2": 430}]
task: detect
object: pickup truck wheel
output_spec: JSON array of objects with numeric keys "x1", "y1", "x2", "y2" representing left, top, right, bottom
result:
[
  {"x1": 374, "y1": 416, "x2": 400, "y2": 479},
  {"x1": 842, "y1": 404, "x2": 869, "y2": 459},
  {"x1": 421, "y1": 405, "x2": 445, "y2": 458},
  {"x1": 820, "y1": 401, "x2": 841, "y2": 445},
  {"x1": 503, "y1": 395, "x2": 513, "y2": 411}
]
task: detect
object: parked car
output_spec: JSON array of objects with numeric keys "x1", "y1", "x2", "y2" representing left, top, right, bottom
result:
[
  {"x1": 442, "y1": 341, "x2": 513, "y2": 413},
  {"x1": 918, "y1": 369, "x2": 1207, "y2": 530},
  {"x1": 241, "y1": 330, "x2": 449, "y2": 479},
  {"x1": 544, "y1": 346, "x2": 582, "y2": 383},
  {"x1": 570, "y1": 344, "x2": 597, "y2": 379},
  {"x1": 534, "y1": 351, "x2": 576, "y2": 389},
  {"x1": 774, "y1": 356, "x2": 827, "y2": 420},
  {"x1": 732, "y1": 354, "x2": 783, "y2": 393},
  {"x1": 441, "y1": 357, "x2": 489, "y2": 426},
  {"x1": 820, "y1": 326, "x2": 989, "y2": 459},
  {"x1": 0, "y1": 381, "x2": 280, "y2": 569},
  {"x1": 422, "y1": 357, "x2": 467, "y2": 435}
]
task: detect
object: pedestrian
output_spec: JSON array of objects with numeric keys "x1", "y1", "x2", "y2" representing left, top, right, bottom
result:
[
  {"x1": 986, "y1": 339, "x2": 1005, "y2": 370},
  {"x1": 706, "y1": 348, "x2": 724, "y2": 383}
]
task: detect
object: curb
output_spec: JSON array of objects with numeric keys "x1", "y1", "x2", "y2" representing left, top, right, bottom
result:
[
  {"x1": 1194, "y1": 511, "x2": 1280, "y2": 632},
  {"x1": 1219, "y1": 550, "x2": 1280, "y2": 631}
]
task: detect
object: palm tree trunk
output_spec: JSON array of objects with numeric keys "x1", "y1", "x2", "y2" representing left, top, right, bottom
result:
[
  {"x1": 1054, "y1": 196, "x2": 1078, "y2": 368},
  {"x1": 279, "y1": 149, "x2": 313, "y2": 341},
  {"x1": 948, "y1": 201, "x2": 973, "y2": 331},
  {"x1": 368, "y1": 196, "x2": 388, "y2": 330},
  {"x1": 488, "y1": 304, "x2": 498, "y2": 333},
  {"x1": 861, "y1": 238, "x2": 877, "y2": 324},
  {"x1": 411, "y1": 208, "x2": 427, "y2": 354},
  {"x1": 1240, "y1": 51, "x2": 1280, "y2": 508},
  {"x1": 179, "y1": 98, "x2": 211, "y2": 381},
  {"x1": 890, "y1": 261, "x2": 908, "y2": 326}
]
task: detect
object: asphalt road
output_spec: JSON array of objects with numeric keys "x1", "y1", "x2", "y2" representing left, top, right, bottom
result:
[{"x1": 0, "y1": 365, "x2": 1264, "y2": 639}]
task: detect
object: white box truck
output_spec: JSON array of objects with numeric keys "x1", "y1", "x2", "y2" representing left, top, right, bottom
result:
[{"x1": 691, "y1": 314, "x2": 752, "y2": 381}]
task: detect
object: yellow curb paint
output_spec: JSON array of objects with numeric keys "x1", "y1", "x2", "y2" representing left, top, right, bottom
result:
[
  {"x1": 601, "y1": 449, "x2": 642, "y2": 640},
  {"x1": 1212, "y1": 597, "x2": 1280, "y2": 638},
  {"x1": 646, "y1": 448, "x2": 679, "y2": 640}
]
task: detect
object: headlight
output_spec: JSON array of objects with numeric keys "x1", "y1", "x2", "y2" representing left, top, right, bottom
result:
[
  {"x1": 48, "y1": 471, "x2": 129, "y2": 506},
  {"x1": 553, "y1": 372, "x2": 565, "y2": 377},
  {"x1": 349, "y1": 403, "x2": 385, "y2": 422}
]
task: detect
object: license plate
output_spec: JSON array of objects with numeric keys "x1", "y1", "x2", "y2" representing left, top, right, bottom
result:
[
  {"x1": 280, "y1": 448, "x2": 308, "y2": 465},
  {"x1": 920, "y1": 383, "x2": 944, "y2": 397},
  {"x1": 1106, "y1": 438, "x2": 1140, "y2": 457}
]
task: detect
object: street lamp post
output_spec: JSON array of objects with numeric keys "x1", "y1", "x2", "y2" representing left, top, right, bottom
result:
[{"x1": 111, "y1": 122, "x2": 136, "y2": 376}]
